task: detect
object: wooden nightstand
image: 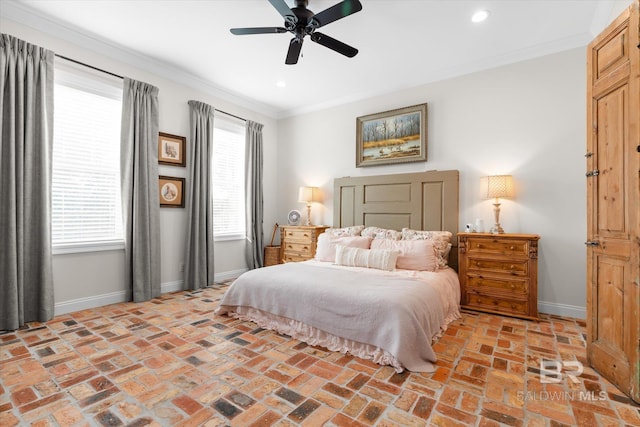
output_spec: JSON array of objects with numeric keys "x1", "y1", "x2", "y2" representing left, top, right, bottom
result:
[
  {"x1": 280, "y1": 225, "x2": 329, "y2": 263},
  {"x1": 458, "y1": 233, "x2": 540, "y2": 320}
]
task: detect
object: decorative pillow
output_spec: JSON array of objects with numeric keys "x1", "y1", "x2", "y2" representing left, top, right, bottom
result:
[
  {"x1": 370, "y1": 239, "x2": 437, "y2": 271},
  {"x1": 335, "y1": 245, "x2": 399, "y2": 271},
  {"x1": 361, "y1": 226, "x2": 402, "y2": 240},
  {"x1": 324, "y1": 225, "x2": 365, "y2": 237},
  {"x1": 315, "y1": 234, "x2": 372, "y2": 262},
  {"x1": 401, "y1": 228, "x2": 453, "y2": 269}
]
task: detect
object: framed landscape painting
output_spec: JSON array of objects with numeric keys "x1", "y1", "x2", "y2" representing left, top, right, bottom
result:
[
  {"x1": 158, "y1": 132, "x2": 186, "y2": 166},
  {"x1": 356, "y1": 103, "x2": 428, "y2": 167}
]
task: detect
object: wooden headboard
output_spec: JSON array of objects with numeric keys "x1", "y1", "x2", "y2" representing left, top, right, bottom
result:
[{"x1": 333, "y1": 170, "x2": 459, "y2": 270}]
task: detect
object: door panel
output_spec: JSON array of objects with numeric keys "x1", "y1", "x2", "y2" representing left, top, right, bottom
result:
[{"x1": 586, "y1": 0, "x2": 639, "y2": 403}]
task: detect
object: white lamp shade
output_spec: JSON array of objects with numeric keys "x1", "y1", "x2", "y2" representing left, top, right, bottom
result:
[
  {"x1": 298, "y1": 186, "x2": 316, "y2": 203},
  {"x1": 480, "y1": 175, "x2": 514, "y2": 199}
]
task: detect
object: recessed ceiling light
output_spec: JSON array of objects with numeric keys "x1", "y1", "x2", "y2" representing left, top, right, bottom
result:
[
  {"x1": 471, "y1": 10, "x2": 490, "y2": 23},
  {"x1": 276, "y1": 80, "x2": 286, "y2": 88}
]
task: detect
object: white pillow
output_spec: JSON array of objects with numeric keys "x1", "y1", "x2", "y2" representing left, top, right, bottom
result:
[
  {"x1": 315, "y1": 234, "x2": 372, "y2": 262},
  {"x1": 371, "y1": 239, "x2": 437, "y2": 271},
  {"x1": 334, "y1": 245, "x2": 399, "y2": 271}
]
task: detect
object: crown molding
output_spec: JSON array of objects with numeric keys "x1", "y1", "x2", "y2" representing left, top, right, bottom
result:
[
  {"x1": 277, "y1": 31, "x2": 591, "y2": 119},
  {"x1": 1, "y1": 0, "x2": 280, "y2": 119}
]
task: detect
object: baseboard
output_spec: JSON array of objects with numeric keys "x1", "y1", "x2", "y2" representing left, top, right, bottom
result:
[
  {"x1": 54, "y1": 269, "x2": 247, "y2": 316},
  {"x1": 161, "y1": 280, "x2": 184, "y2": 293},
  {"x1": 54, "y1": 290, "x2": 130, "y2": 316},
  {"x1": 538, "y1": 301, "x2": 586, "y2": 320},
  {"x1": 215, "y1": 268, "x2": 247, "y2": 282}
]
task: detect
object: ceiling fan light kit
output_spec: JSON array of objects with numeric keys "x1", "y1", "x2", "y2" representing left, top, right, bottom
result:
[{"x1": 230, "y1": 0, "x2": 362, "y2": 64}]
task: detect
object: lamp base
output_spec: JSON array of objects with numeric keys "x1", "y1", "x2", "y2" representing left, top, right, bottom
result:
[
  {"x1": 491, "y1": 201, "x2": 505, "y2": 234},
  {"x1": 490, "y1": 224, "x2": 505, "y2": 234},
  {"x1": 305, "y1": 204, "x2": 312, "y2": 226}
]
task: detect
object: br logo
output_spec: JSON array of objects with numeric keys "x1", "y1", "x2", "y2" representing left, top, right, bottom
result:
[{"x1": 540, "y1": 359, "x2": 583, "y2": 384}]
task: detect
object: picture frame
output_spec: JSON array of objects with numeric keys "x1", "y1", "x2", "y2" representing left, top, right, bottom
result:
[
  {"x1": 159, "y1": 176, "x2": 185, "y2": 208},
  {"x1": 355, "y1": 103, "x2": 428, "y2": 167},
  {"x1": 158, "y1": 132, "x2": 186, "y2": 166}
]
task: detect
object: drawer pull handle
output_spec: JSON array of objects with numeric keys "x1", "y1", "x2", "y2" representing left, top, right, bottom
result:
[
  {"x1": 303, "y1": 246, "x2": 309, "y2": 250},
  {"x1": 511, "y1": 304, "x2": 517, "y2": 309},
  {"x1": 476, "y1": 299, "x2": 481, "y2": 304},
  {"x1": 509, "y1": 246, "x2": 515, "y2": 250},
  {"x1": 510, "y1": 265, "x2": 515, "y2": 269},
  {"x1": 303, "y1": 233, "x2": 309, "y2": 237},
  {"x1": 476, "y1": 244, "x2": 481, "y2": 248},
  {"x1": 510, "y1": 284, "x2": 515, "y2": 289},
  {"x1": 476, "y1": 262, "x2": 481, "y2": 267}
]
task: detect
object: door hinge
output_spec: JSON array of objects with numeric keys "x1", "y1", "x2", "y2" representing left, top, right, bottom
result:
[
  {"x1": 585, "y1": 152, "x2": 593, "y2": 158},
  {"x1": 585, "y1": 241, "x2": 600, "y2": 246},
  {"x1": 586, "y1": 170, "x2": 600, "y2": 177}
]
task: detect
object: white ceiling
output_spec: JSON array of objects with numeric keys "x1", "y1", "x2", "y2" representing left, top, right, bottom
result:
[{"x1": 2, "y1": 0, "x2": 620, "y2": 118}]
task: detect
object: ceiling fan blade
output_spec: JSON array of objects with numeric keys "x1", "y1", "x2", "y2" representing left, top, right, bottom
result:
[
  {"x1": 231, "y1": 27, "x2": 287, "y2": 35},
  {"x1": 268, "y1": 0, "x2": 297, "y2": 24},
  {"x1": 310, "y1": 32, "x2": 358, "y2": 58},
  {"x1": 311, "y1": 0, "x2": 362, "y2": 28},
  {"x1": 285, "y1": 38, "x2": 303, "y2": 65}
]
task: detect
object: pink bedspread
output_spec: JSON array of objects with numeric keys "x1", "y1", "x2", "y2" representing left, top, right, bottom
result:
[{"x1": 215, "y1": 260, "x2": 460, "y2": 372}]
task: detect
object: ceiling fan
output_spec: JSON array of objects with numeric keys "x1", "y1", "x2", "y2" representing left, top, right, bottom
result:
[{"x1": 230, "y1": 0, "x2": 363, "y2": 65}]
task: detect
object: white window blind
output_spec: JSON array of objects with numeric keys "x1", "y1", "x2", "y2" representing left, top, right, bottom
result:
[
  {"x1": 212, "y1": 114, "x2": 246, "y2": 240},
  {"x1": 52, "y1": 61, "x2": 124, "y2": 252}
]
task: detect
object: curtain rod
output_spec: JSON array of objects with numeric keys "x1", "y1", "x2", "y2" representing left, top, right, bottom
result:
[
  {"x1": 55, "y1": 55, "x2": 247, "y2": 123},
  {"x1": 55, "y1": 54, "x2": 124, "y2": 80},
  {"x1": 215, "y1": 109, "x2": 246, "y2": 122}
]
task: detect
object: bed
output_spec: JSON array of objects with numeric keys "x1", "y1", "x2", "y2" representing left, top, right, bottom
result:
[{"x1": 215, "y1": 170, "x2": 460, "y2": 373}]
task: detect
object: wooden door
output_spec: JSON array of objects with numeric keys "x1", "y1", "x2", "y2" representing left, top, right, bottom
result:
[{"x1": 586, "y1": 0, "x2": 639, "y2": 403}]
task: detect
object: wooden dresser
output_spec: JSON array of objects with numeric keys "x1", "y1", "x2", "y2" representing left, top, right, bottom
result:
[
  {"x1": 280, "y1": 225, "x2": 328, "y2": 263},
  {"x1": 458, "y1": 233, "x2": 540, "y2": 320}
]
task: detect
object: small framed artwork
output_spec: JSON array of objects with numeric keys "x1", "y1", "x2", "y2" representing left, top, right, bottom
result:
[
  {"x1": 159, "y1": 176, "x2": 185, "y2": 208},
  {"x1": 355, "y1": 103, "x2": 428, "y2": 167},
  {"x1": 158, "y1": 132, "x2": 186, "y2": 166}
]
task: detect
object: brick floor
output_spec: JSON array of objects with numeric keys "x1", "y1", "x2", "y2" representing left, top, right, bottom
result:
[{"x1": 1, "y1": 282, "x2": 638, "y2": 426}]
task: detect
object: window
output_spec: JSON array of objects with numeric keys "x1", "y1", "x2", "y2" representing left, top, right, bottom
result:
[
  {"x1": 212, "y1": 114, "x2": 246, "y2": 240},
  {"x1": 52, "y1": 60, "x2": 123, "y2": 253}
]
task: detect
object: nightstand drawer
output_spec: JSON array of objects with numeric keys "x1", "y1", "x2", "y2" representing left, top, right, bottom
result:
[
  {"x1": 465, "y1": 258, "x2": 528, "y2": 276},
  {"x1": 465, "y1": 237, "x2": 528, "y2": 256},
  {"x1": 466, "y1": 275, "x2": 528, "y2": 294},
  {"x1": 465, "y1": 292, "x2": 529, "y2": 316},
  {"x1": 283, "y1": 242, "x2": 313, "y2": 256},
  {"x1": 283, "y1": 254, "x2": 310, "y2": 263},
  {"x1": 283, "y1": 229, "x2": 317, "y2": 242}
]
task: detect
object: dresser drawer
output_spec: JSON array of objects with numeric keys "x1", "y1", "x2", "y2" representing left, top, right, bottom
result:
[
  {"x1": 465, "y1": 292, "x2": 529, "y2": 316},
  {"x1": 283, "y1": 254, "x2": 310, "y2": 263},
  {"x1": 466, "y1": 275, "x2": 528, "y2": 294},
  {"x1": 283, "y1": 242, "x2": 313, "y2": 256},
  {"x1": 465, "y1": 237, "x2": 528, "y2": 256},
  {"x1": 465, "y1": 258, "x2": 528, "y2": 276},
  {"x1": 283, "y1": 229, "x2": 318, "y2": 242}
]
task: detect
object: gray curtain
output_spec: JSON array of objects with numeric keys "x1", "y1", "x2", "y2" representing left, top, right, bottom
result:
[
  {"x1": 0, "y1": 34, "x2": 54, "y2": 330},
  {"x1": 245, "y1": 120, "x2": 264, "y2": 269},
  {"x1": 184, "y1": 100, "x2": 215, "y2": 289},
  {"x1": 120, "y1": 78, "x2": 161, "y2": 302}
]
